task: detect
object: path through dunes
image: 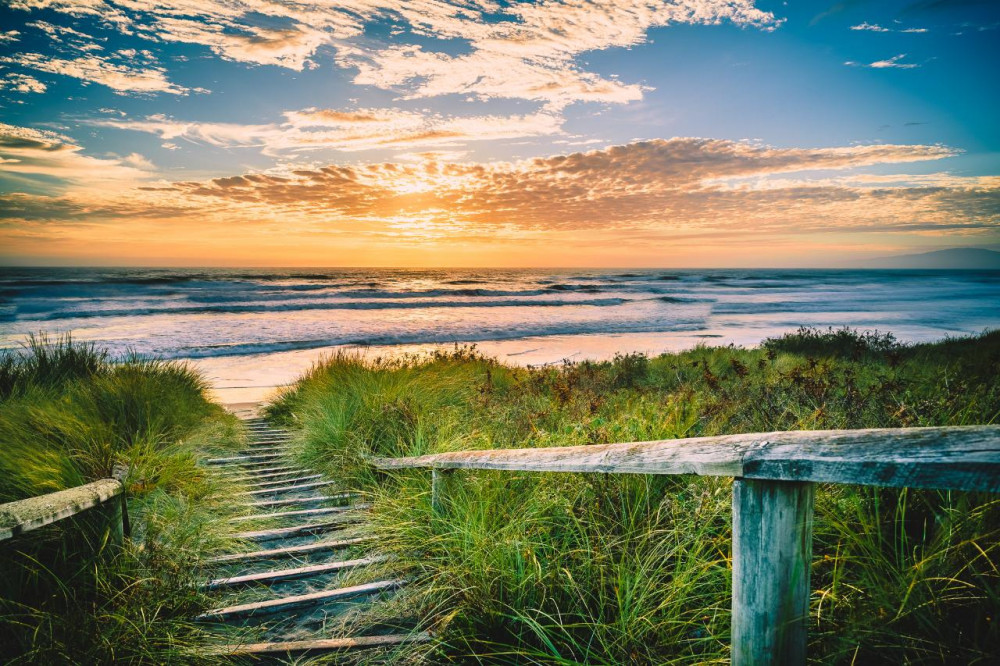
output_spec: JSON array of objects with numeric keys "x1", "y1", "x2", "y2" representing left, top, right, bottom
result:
[{"x1": 198, "y1": 417, "x2": 430, "y2": 660}]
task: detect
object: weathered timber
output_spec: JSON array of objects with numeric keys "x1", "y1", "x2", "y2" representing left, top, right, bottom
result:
[
  {"x1": 203, "y1": 555, "x2": 387, "y2": 589},
  {"x1": 244, "y1": 474, "x2": 322, "y2": 490},
  {"x1": 205, "y1": 536, "x2": 372, "y2": 564},
  {"x1": 0, "y1": 478, "x2": 123, "y2": 541},
  {"x1": 220, "y1": 466, "x2": 306, "y2": 478},
  {"x1": 249, "y1": 493, "x2": 354, "y2": 508},
  {"x1": 240, "y1": 480, "x2": 339, "y2": 496},
  {"x1": 223, "y1": 469, "x2": 310, "y2": 483},
  {"x1": 227, "y1": 505, "x2": 355, "y2": 523},
  {"x1": 206, "y1": 452, "x2": 285, "y2": 464},
  {"x1": 732, "y1": 479, "x2": 814, "y2": 666},
  {"x1": 373, "y1": 425, "x2": 1000, "y2": 492},
  {"x1": 431, "y1": 468, "x2": 455, "y2": 515},
  {"x1": 207, "y1": 631, "x2": 430, "y2": 655},
  {"x1": 196, "y1": 579, "x2": 402, "y2": 619},
  {"x1": 232, "y1": 512, "x2": 366, "y2": 541}
]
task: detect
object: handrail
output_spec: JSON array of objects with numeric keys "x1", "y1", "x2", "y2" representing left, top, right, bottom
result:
[
  {"x1": 371, "y1": 425, "x2": 1000, "y2": 665},
  {"x1": 0, "y1": 477, "x2": 125, "y2": 541},
  {"x1": 373, "y1": 425, "x2": 1000, "y2": 492}
]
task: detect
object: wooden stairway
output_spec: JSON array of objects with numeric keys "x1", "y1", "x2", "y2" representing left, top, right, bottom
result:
[{"x1": 198, "y1": 417, "x2": 429, "y2": 659}]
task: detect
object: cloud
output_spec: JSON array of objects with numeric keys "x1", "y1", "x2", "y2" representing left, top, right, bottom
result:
[
  {"x1": 134, "y1": 138, "x2": 968, "y2": 232},
  {"x1": 845, "y1": 54, "x2": 920, "y2": 69},
  {"x1": 90, "y1": 107, "x2": 565, "y2": 154},
  {"x1": 0, "y1": 122, "x2": 156, "y2": 190},
  {"x1": 851, "y1": 22, "x2": 890, "y2": 31},
  {"x1": 0, "y1": 72, "x2": 47, "y2": 94},
  {"x1": 0, "y1": 30, "x2": 20, "y2": 44},
  {"x1": 3, "y1": 52, "x2": 197, "y2": 95},
  {"x1": 9, "y1": 0, "x2": 782, "y2": 107},
  {"x1": 850, "y1": 22, "x2": 929, "y2": 33}
]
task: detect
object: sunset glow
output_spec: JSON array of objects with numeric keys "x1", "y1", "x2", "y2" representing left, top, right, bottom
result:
[{"x1": 1, "y1": 1, "x2": 997, "y2": 267}]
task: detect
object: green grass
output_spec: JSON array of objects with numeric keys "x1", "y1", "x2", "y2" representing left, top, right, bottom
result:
[
  {"x1": 269, "y1": 329, "x2": 1000, "y2": 664},
  {"x1": 0, "y1": 335, "x2": 244, "y2": 664}
]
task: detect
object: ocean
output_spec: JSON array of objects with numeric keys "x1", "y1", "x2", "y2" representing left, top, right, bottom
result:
[{"x1": 2, "y1": 267, "x2": 998, "y2": 401}]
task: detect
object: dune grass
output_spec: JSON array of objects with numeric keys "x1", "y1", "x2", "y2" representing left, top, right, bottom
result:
[
  {"x1": 0, "y1": 335, "x2": 244, "y2": 664},
  {"x1": 269, "y1": 328, "x2": 1000, "y2": 664}
]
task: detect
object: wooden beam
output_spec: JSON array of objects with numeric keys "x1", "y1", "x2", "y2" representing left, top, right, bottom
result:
[
  {"x1": 0, "y1": 478, "x2": 123, "y2": 541},
  {"x1": 249, "y1": 493, "x2": 355, "y2": 508},
  {"x1": 232, "y1": 512, "x2": 366, "y2": 541},
  {"x1": 205, "y1": 536, "x2": 372, "y2": 564},
  {"x1": 244, "y1": 474, "x2": 322, "y2": 490},
  {"x1": 196, "y1": 579, "x2": 402, "y2": 619},
  {"x1": 732, "y1": 479, "x2": 814, "y2": 666},
  {"x1": 240, "y1": 479, "x2": 339, "y2": 496},
  {"x1": 207, "y1": 631, "x2": 430, "y2": 655},
  {"x1": 203, "y1": 555, "x2": 386, "y2": 589},
  {"x1": 373, "y1": 426, "x2": 1000, "y2": 492},
  {"x1": 227, "y1": 505, "x2": 353, "y2": 523}
]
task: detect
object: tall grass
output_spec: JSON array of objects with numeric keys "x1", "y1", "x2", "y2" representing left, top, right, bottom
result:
[
  {"x1": 0, "y1": 335, "x2": 243, "y2": 664},
  {"x1": 270, "y1": 330, "x2": 1000, "y2": 663}
]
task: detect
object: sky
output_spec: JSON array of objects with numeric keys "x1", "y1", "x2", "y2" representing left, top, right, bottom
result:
[{"x1": 0, "y1": 0, "x2": 998, "y2": 268}]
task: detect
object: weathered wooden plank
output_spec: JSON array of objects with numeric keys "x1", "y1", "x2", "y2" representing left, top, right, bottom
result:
[
  {"x1": 220, "y1": 465, "x2": 305, "y2": 478},
  {"x1": 203, "y1": 555, "x2": 387, "y2": 589},
  {"x1": 227, "y1": 505, "x2": 353, "y2": 523},
  {"x1": 222, "y1": 468, "x2": 310, "y2": 483},
  {"x1": 196, "y1": 579, "x2": 402, "y2": 619},
  {"x1": 374, "y1": 426, "x2": 1000, "y2": 492},
  {"x1": 244, "y1": 474, "x2": 322, "y2": 490},
  {"x1": 206, "y1": 452, "x2": 285, "y2": 464},
  {"x1": 207, "y1": 631, "x2": 430, "y2": 655},
  {"x1": 732, "y1": 479, "x2": 814, "y2": 666},
  {"x1": 205, "y1": 536, "x2": 373, "y2": 564},
  {"x1": 741, "y1": 426, "x2": 1000, "y2": 492},
  {"x1": 240, "y1": 479, "x2": 338, "y2": 496},
  {"x1": 0, "y1": 478, "x2": 123, "y2": 541},
  {"x1": 249, "y1": 493, "x2": 354, "y2": 508},
  {"x1": 431, "y1": 468, "x2": 454, "y2": 515},
  {"x1": 232, "y1": 512, "x2": 366, "y2": 541},
  {"x1": 375, "y1": 435, "x2": 745, "y2": 476}
]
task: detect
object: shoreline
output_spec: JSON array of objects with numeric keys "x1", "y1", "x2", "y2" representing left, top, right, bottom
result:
[{"x1": 192, "y1": 330, "x2": 760, "y2": 405}]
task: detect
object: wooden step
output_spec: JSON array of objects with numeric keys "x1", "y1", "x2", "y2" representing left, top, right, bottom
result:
[
  {"x1": 220, "y1": 465, "x2": 305, "y2": 478},
  {"x1": 227, "y1": 505, "x2": 353, "y2": 523},
  {"x1": 232, "y1": 512, "x2": 365, "y2": 541},
  {"x1": 215, "y1": 458, "x2": 292, "y2": 470},
  {"x1": 203, "y1": 555, "x2": 387, "y2": 589},
  {"x1": 249, "y1": 493, "x2": 354, "y2": 508},
  {"x1": 206, "y1": 452, "x2": 285, "y2": 464},
  {"x1": 196, "y1": 579, "x2": 402, "y2": 620},
  {"x1": 205, "y1": 536, "x2": 372, "y2": 564},
  {"x1": 207, "y1": 631, "x2": 430, "y2": 655},
  {"x1": 244, "y1": 474, "x2": 322, "y2": 490},
  {"x1": 240, "y1": 479, "x2": 338, "y2": 496},
  {"x1": 223, "y1": 469, "x2": 310, "y2": 483}
]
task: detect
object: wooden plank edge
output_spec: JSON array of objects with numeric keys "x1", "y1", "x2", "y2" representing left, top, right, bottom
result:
[{"x1": 205, "y1": 631, "x2": 431, "y2": 656}]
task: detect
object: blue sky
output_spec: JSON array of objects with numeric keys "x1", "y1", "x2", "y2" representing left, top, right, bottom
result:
[{"x1": 0, "y1": 1, "x2": 997, "y2": 266}]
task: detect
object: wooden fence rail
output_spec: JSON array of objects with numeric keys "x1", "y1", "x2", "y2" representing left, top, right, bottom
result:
[
  {"x1": 0, "y1": 471, "x2": 129, "y2": 542},
  {"x1": 373, "y1": 425, "x2": 1000, "y2": 665}
]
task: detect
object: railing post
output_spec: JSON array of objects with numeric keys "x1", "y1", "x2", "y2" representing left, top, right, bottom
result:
[
  {"x1": 731, "y1": 478, "x2": 814, "y2": 666},
  {"x1": 112, "y1": 464, "x2": 131, "y2": 540},
  {"x1": 431, "y1": 468, "x2": 454, "y2": 516}
]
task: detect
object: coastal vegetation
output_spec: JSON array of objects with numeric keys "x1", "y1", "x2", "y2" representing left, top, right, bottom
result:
[
  {"x1": 0, "y1": 335, "x2": 244, "y2": 664},
  {"x1": 269, "y1": 328, "x2": 1000, "y2": 664}
]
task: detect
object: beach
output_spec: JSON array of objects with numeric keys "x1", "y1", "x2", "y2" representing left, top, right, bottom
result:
[{"x1": 3, "y1": 267, "x2": 999, "y2": 403}]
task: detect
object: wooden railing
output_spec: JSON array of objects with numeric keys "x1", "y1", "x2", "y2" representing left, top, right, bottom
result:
[
  {"x1": 373, "y1": 425, "x2": 1000, "y2": 665},
  {"x1": 0, "y1": 466, "x2": 130, "y2": 542}
]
